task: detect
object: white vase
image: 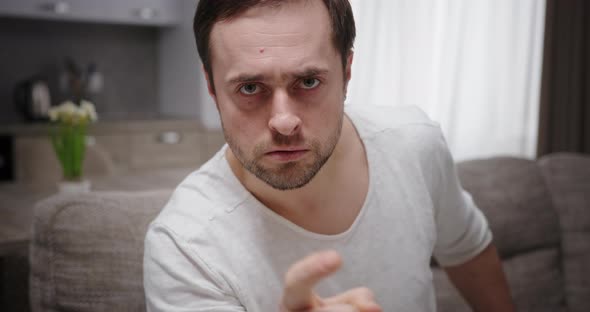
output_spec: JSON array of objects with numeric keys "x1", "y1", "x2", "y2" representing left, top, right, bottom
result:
[{"x1": 58, "y1": 179, "x2": 91, "y2": 194}]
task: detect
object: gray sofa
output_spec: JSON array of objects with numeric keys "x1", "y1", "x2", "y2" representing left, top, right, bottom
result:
[{"x1": 29, "y1": 153, "x2": 590, "y2": 311}]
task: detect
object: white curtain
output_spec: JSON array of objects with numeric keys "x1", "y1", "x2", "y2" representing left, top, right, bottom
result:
[{"x1": 347, "y1": 0, "x2": 546, "y2": 161}]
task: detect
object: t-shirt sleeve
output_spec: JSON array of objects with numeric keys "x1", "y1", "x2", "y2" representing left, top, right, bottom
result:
[
  {"x1": 429, "y1": 128, "x2": 493, "y2": 267},
  {"x1": 143, "y1": 222, "x2": 246, "y2": 312}
]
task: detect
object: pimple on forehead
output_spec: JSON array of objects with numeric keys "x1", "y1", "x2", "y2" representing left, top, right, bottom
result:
[{"x1": 259, "y1": 47, "x2": 265, "y2": 54}]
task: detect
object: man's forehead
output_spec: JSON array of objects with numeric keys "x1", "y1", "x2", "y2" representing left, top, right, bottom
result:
[
  {"x1": 210, "y1": 0, "x2": 330, "y2": 45},
  {"x1": 208, "y1": 0, "x2": 337, "y2": 81},
  {"x1": 221, "y1": 0, "x2": 328, "y2": 28}
]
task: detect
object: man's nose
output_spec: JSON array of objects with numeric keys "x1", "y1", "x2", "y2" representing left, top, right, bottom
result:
[{"x1": 268, "y1": 91, "x2": 302, "y2": 136}]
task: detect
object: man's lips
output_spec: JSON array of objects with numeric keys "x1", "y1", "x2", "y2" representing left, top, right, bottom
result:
[{"x1": 264, "y1": 149, "x2": 309, "y2": 161}]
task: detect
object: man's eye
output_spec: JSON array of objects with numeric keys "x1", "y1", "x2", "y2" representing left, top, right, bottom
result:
[
  {"x1": 239, "y1": 84, "x2": 260, "y2": 95},
  {"x1": 300, "y1": 78, "x2": 320, "y2": 89}
]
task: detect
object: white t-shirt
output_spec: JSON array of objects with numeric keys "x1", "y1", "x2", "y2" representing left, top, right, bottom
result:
[{"x1": 143, "y1": 105, "x2": 492, "y2": 312}]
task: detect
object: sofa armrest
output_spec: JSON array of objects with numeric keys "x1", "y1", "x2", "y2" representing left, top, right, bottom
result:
[
  {"x1": 540, "y1": 153, "x2": 590, "y2": 312},
  {"x1": 29, "y1": 190, "x2": 172, "y2": 312}
]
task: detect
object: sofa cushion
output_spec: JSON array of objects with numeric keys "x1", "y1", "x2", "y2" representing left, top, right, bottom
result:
[
  {"x1": 540, "y1": 153, "x2": 590, "y2": 312},
  {"x1": 456, "y1": 157, "x2": 561, "y2": 258},
  {"x1": 29, "y1": 190, "x2": 172, "y2": 312},
  {"x1": 434, "y1": 157, "x2": 565, "y2": 311}
]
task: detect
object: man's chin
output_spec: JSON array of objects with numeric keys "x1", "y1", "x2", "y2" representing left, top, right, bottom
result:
[
  {"x1": 260, "y1": 176, "x2": 314, "y2": 191},
  {"x1": 251, "y1": 163, "x2": 318, "y2": 191}
]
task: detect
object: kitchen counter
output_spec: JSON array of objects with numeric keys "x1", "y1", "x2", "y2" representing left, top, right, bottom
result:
[{"x1": 2, "y1": 117, "x2": 226, "y2": 186}]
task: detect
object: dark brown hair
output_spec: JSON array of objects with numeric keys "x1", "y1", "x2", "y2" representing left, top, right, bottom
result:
[{"x1": 193, "y1": 0, "x2": 356, "y2": 92}]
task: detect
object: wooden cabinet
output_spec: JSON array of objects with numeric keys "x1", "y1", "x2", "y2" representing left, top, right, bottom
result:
[
  {"x1": 0, "y1": 0, "x2": 182, "y2": 27},
  {"x1": 128, "y1": 131, "x2": 204, "y2": 170},
  {"x1": 6, "y1": 120, "x2": 225, "y2": 185}
]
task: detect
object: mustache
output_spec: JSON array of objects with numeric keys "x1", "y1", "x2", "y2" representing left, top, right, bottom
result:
[
  {"x1": 252, "y1": 132, "x2": 307, "y2": 159},
  {"x1": 271, "y1": 131, "x2": 304, "y2": 146}
]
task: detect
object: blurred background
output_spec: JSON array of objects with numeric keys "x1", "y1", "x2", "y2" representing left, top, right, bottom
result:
[
  {"x1": 348, "y1": 0, "x2": 588, "y2": 161},
  {"x1": 0, "y1": 0, "x2": 588, "y2": 311}
]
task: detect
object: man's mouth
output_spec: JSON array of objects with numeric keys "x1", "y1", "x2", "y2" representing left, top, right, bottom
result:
[{"x1": 265, "y1": 149, "x2": 309, "y2": 162}]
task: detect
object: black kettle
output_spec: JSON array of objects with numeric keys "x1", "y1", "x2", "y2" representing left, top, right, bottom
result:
[{"x1": 14, "y1": 76, "x2": 52, "y2": 121}]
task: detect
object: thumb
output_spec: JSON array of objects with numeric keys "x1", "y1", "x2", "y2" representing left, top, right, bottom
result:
[{"x1": 313, "y1": 303, "x2": 360, "y2": 312}]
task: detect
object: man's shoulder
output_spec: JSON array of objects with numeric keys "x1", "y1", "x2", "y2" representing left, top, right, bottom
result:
[
  {"x1": 345, "y1": 104, "x2": 439, "y2": 136},
  {"x1": 148, "y1": 149, "x2": 248, "y2": 241},
  {"x1": 346, "y1": 104, "x2": 451, "y2": 167}
]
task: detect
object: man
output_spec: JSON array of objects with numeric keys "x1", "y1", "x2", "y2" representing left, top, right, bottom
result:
[{"x1": 144, "y1": 0, "x2": 516, "y2": 311}]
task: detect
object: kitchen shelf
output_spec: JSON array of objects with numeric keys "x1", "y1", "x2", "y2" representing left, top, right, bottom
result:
[{"x1": 0, "y1": 0, "x2": 182, "y2": 27}]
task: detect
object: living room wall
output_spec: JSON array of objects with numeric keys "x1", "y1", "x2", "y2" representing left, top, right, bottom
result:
[{"x1": 0, "y1": 17, "x2": 159, "y2": 123}]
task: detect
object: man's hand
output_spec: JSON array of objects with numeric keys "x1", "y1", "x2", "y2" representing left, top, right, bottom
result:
[{"x1": 280, "y1": 250, "x2": 382, "y2": 312}]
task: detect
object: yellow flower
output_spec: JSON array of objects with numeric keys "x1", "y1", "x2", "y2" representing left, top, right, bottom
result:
[
  {"x1": 80, "y1": 100, "x2": 98, "y2": 121},
  {"x1": 51, "y1": 100, "x2": 98, "y2": 124},
  {"x1": 61, "y1": 101, "x2": 78, "y2": 116},
  {"x1": 48, "y1": 107, "x2": 59, "y2": 121}
]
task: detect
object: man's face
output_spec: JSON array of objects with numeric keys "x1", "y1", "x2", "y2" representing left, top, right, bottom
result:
[{"x1": 207, "y1": 0, "x2": 351, "y2": 190}]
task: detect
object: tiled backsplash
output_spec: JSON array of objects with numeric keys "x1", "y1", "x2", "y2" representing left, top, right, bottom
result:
[{"x1": 0, "y1": 17, "x2": 159, "y2": 123}]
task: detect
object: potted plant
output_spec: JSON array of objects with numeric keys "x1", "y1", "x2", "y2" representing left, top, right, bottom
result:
[{"x1": 48, "y1": 100, "x2": 98, "y2": 193}]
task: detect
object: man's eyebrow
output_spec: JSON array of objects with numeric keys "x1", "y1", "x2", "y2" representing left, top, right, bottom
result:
[
  {"x1": 226, "y1": 67, "x2": 330, "y2": 84},
  {"x1": 290, "y1": 67, "x2": 330, "y2": 79},
  {"x1": 227, "y1": 74, "x2": 266, "y2": 84}
]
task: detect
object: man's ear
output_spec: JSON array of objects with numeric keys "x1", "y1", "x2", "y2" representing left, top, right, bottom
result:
[
  {"x1": 343, "y1": 51, "x2": 354, "y2": 97},
  {"x1": 345, "y1": 51, "x2": 354, "y2": 83},
  {"x1": 202, "y1": 65, "x2": 216, "y2": 100}
]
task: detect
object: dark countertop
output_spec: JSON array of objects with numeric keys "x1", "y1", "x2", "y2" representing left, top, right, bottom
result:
[{"x1": 0, "y1": 115, "x2": 220, "y2": 136}]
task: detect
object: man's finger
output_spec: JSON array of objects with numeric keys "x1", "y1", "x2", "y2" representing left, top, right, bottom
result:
[
  {"x1": 323, "y1": 287, "x2": 382, "y2": 312},
  {"x1": 282, "y1": 250, "x2": 342, "y2": 311},
  {"x1": 313, "y1": 303, "x2": 360, "y2": 312}
]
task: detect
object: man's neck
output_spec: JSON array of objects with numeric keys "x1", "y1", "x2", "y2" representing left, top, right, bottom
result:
[{"x1": 226, "y1": 115, "x2": 369, "y2": 235}]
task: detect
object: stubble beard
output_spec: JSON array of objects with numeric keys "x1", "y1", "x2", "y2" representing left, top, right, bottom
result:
[{"x1": 223, "y1": 114, "x2": 343, "y2": 191}]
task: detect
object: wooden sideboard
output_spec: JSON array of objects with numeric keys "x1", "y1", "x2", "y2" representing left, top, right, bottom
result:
[{"x1": 1, "y1": 119, "x2": 225, "y2": 185}]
